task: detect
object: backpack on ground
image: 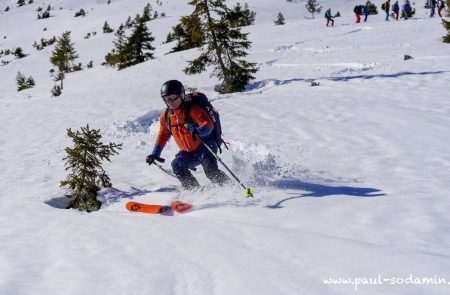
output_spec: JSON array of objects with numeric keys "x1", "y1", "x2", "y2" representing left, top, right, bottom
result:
[{"x1": 165, "y1": 92, "x2": 226, "y2": 152}]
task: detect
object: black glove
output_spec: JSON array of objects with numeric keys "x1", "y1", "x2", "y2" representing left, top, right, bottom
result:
[{"x1": 146, "y1": 154, "x2": 157, "y2": 165}]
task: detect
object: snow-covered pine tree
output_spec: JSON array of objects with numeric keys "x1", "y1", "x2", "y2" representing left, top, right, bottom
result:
[
  {"x1": 274, "y1": 12, "x2": 285, "y2": 25},
  {"x1": 305, "y1": 0, "x2": 322, "y2": 19},
  {"x1": 17, "y1": 0, "x2": 25, "y2": 7},
  {"x1": 60, "y1": 125, "x2": 122, "y2": 212},
  {"x1": 50, "y1": 31, "x2": 79, "y2": 89},
  {"x1": 184, "y1": 0, "x2": 258, "y2": 93}
]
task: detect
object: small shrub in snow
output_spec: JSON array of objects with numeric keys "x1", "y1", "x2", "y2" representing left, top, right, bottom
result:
[
  {"x1": 51, "y1": 85, "x2": 61, "y2": 96},
  {"x1": 87, "y1": 60, "x2": 93, "y2": 68},
  {"x1": 305, "y1": 0, "x2": 322, "y2": 19},
  {"x1": 17, "y1": 0, "x2": 25, "y2": 7},
  {"x1": 13, "y1": 47, "x2": 26, "y2": 58},
  {"x1": 5, "y1": 6, "x2": 10, "y2": 12},
  {"x1": 103, "y1": 21, "x2": 114, "y2": 33},
  {"x1": 274, "y1": 12, "x2": 285, "y2": 25},
  {"x1": 60, "y1": 125, "x2": 122, "y2": 212},
  {"x1": 310, "y1": 81, "x2": 320, "y2": 87},
  {"x1": 404, "y1": 54, "x2": 413, "y2": 60},
  {"x1": 16, "y1": 72, "x2": 35, "y2": 91},
  {"x1": 38, "y1": 11, "x2": 50, "y2": 19},
  {"x1": 74, "y1": 8, "x2": 86, "y2": 17}
]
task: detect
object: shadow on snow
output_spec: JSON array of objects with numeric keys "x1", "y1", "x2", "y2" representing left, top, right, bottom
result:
[
  {"x1": 246, "y1": 71, "x2": 448, "y2": 91},
  {"x1": 266, "y1": 179, "x2": 385, "y2": 209}
]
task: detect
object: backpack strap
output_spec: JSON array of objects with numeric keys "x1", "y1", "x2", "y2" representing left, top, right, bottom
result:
[{"x1": 164, "y1": 108, "x2": 171, "y2": 136}]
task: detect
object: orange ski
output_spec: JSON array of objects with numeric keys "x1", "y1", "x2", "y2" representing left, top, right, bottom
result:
[
  {"x1": 171, "y1": 201, "x2": 193, "y2": 213},
  {"x1": 126, "y1": 202, "x2": 168, "y2": 214},
  {"x1": 126, "y1": 201, "x2": 192, "y2": 214}
]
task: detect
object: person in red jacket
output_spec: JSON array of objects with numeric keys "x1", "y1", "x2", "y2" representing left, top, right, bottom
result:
[{"x1": 146, "y1": 80, "x2": 230, "y2": 190}]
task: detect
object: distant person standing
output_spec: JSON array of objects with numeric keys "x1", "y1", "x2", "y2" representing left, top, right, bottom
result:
[
  {"x1": 438, "y1": 0, "x2": 445, "y2": 17},
  {"x1": 325, "y1": 8, "x2": 334, "y2": 26},
  {"x1": 392, "y1": 0, "x2": 400, "y2": 20},
  {"x1": 354, "y1": 5, "x2": 362, "y2": 23},
  {"x1": 363, "y1": 1, "x2": 370, "y2": 22},
  {"x1": 382, "y1": 0, "x2": 391, "y2": 21},
  {"x1": 402, "y1": 0, "x2": 412, "y2": 20},
  {"x1": 430, "y1": 0, "x2": 437, "y2": 17}
]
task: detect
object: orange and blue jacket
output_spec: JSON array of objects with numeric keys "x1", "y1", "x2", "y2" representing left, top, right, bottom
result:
[{"x1": 151, "y1": 104, "x2": 214, "y2": 156}]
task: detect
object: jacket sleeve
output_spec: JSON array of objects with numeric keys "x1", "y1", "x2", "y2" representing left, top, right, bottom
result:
[
  {"x1": 151, "y1": 111, "x2": 171, "y2": 156},
  {"x1": 189, "y1": 105, "x2": 214, "y2": 138}
]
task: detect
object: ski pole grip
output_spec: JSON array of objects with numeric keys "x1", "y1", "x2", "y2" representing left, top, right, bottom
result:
[{"x1": 155, "y1": 157, "x2": 165, "y2": 163}]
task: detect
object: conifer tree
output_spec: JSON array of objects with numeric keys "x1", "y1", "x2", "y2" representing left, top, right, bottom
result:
[
  {"x1": 274, "y1": 12, "x2": 285, "y2": 25},
  {"x1": 60, "y1": 125, "x2": 122, "y2": 212},
  {"x1": 142, "y1": 3, "x2": 152, "y2": 22},
  {"x1": 16, "y1": 72, "x2": 35, "y2": 91},
  {"x1": 103, "y1": 21, "x2": 114, "y2": 33},
  {"x1": 14, "y1": 47, "x2": 25, "y2": 58},
  {"x1": 104, "y1": 24, "x2": 126, "y2": 67},
  {"x1": 305, "y1": 0, "x2": 322, "y2": 19},
  {"x1": 17, "y1": 0, "x2": 25, "y2": 7},
  {"x1": 227, "y1": 3, "x2": 256, "y2": 28},
  {"x1": 184, "y1": 0, "x2": 258, "y2": 93},
  {"x1": 169, "y1": 14, "x2": 204, "y2": 52},
  {"x1": 443, "y1": 0, "x2": 450, "y2": 43},
  {"x1": 50, "y1": 31, "x2": 79, "y2": 89},
  {"x1": 118, "y1": 17, "x2": 155, "y2": 70}
]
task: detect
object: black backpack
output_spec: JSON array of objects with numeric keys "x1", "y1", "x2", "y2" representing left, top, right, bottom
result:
[{"x1": 165, "y1": 92, "x2": 225, "y2": 152}]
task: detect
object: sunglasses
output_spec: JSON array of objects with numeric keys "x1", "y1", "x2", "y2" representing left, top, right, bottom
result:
[{"x1": 163, "y1": 95, "x2": 180, "y2": 103}]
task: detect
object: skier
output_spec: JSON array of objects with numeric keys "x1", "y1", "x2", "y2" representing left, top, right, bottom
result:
[
  {"x1": 382, "y1": 0, "x2": 391, "y2": 21},
  {"x1": 325, "y1": 8, "x2": 334, "y2": 26},
  {"x1": 430, "y1": 0, "x2": 437, "y2": 17},
  {"x1": 354, "y1": 5, "x2": 361, "y2": 23},
  {"x1": 146, "y1": 80, "x2": 230, "y2": 190},
  {"x1": 364, "y1": 1, "x2": 370, "y2": 22},
  {"x1": 438, "y1": 0, "x2": 445, "y2": 17},
  {"x1": 392, "y1": 0, "x2": 400, "y2": 20}
]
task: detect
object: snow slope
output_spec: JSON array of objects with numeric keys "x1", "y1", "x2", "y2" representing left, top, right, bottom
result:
[{"x1": 1, "y1": 0, "x2": 450, "y2": 294}]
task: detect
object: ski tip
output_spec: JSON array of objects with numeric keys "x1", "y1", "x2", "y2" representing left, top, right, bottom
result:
[{"x1": 171, "y1": 201, "x2": 193, "y2": 213}]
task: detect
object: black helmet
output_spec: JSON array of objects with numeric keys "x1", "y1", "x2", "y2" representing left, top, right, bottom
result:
[{"x1": 160, "y1": 80, "x2": 185, "y2": 101}]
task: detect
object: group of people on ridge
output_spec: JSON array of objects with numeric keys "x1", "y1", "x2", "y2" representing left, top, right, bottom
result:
[
  {"x1": 429, "y1": 0, "x2": 447, "y2": 18},
  {"x1": 326, "y1": 0, "x2": 446, "y2": 26}
]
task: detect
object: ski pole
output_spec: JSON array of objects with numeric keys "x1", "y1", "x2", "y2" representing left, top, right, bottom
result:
[
  {"x1": 151, "y1": 157, "x2": 177, "y2": 179},
  {"x1": 187, "y1": 127, "x2": 254, "y2": 198}
]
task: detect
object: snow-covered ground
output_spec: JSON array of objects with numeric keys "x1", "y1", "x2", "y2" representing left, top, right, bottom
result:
[{"x1": 1, "y1": 0, "x2": 450, "y2": 294}]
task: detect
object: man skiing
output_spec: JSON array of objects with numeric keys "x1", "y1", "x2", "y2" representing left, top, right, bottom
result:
[
  {"x1": 325, "y1": 8, "x2": 334, "y2": 26},
  {"x1": 146, "y1": 80, "x2": 230, "y2": 190}
]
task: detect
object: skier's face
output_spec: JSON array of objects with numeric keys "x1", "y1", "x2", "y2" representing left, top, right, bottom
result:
[{"x1": 164, "y1": 94, "x2": 182, "y2": 110}]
